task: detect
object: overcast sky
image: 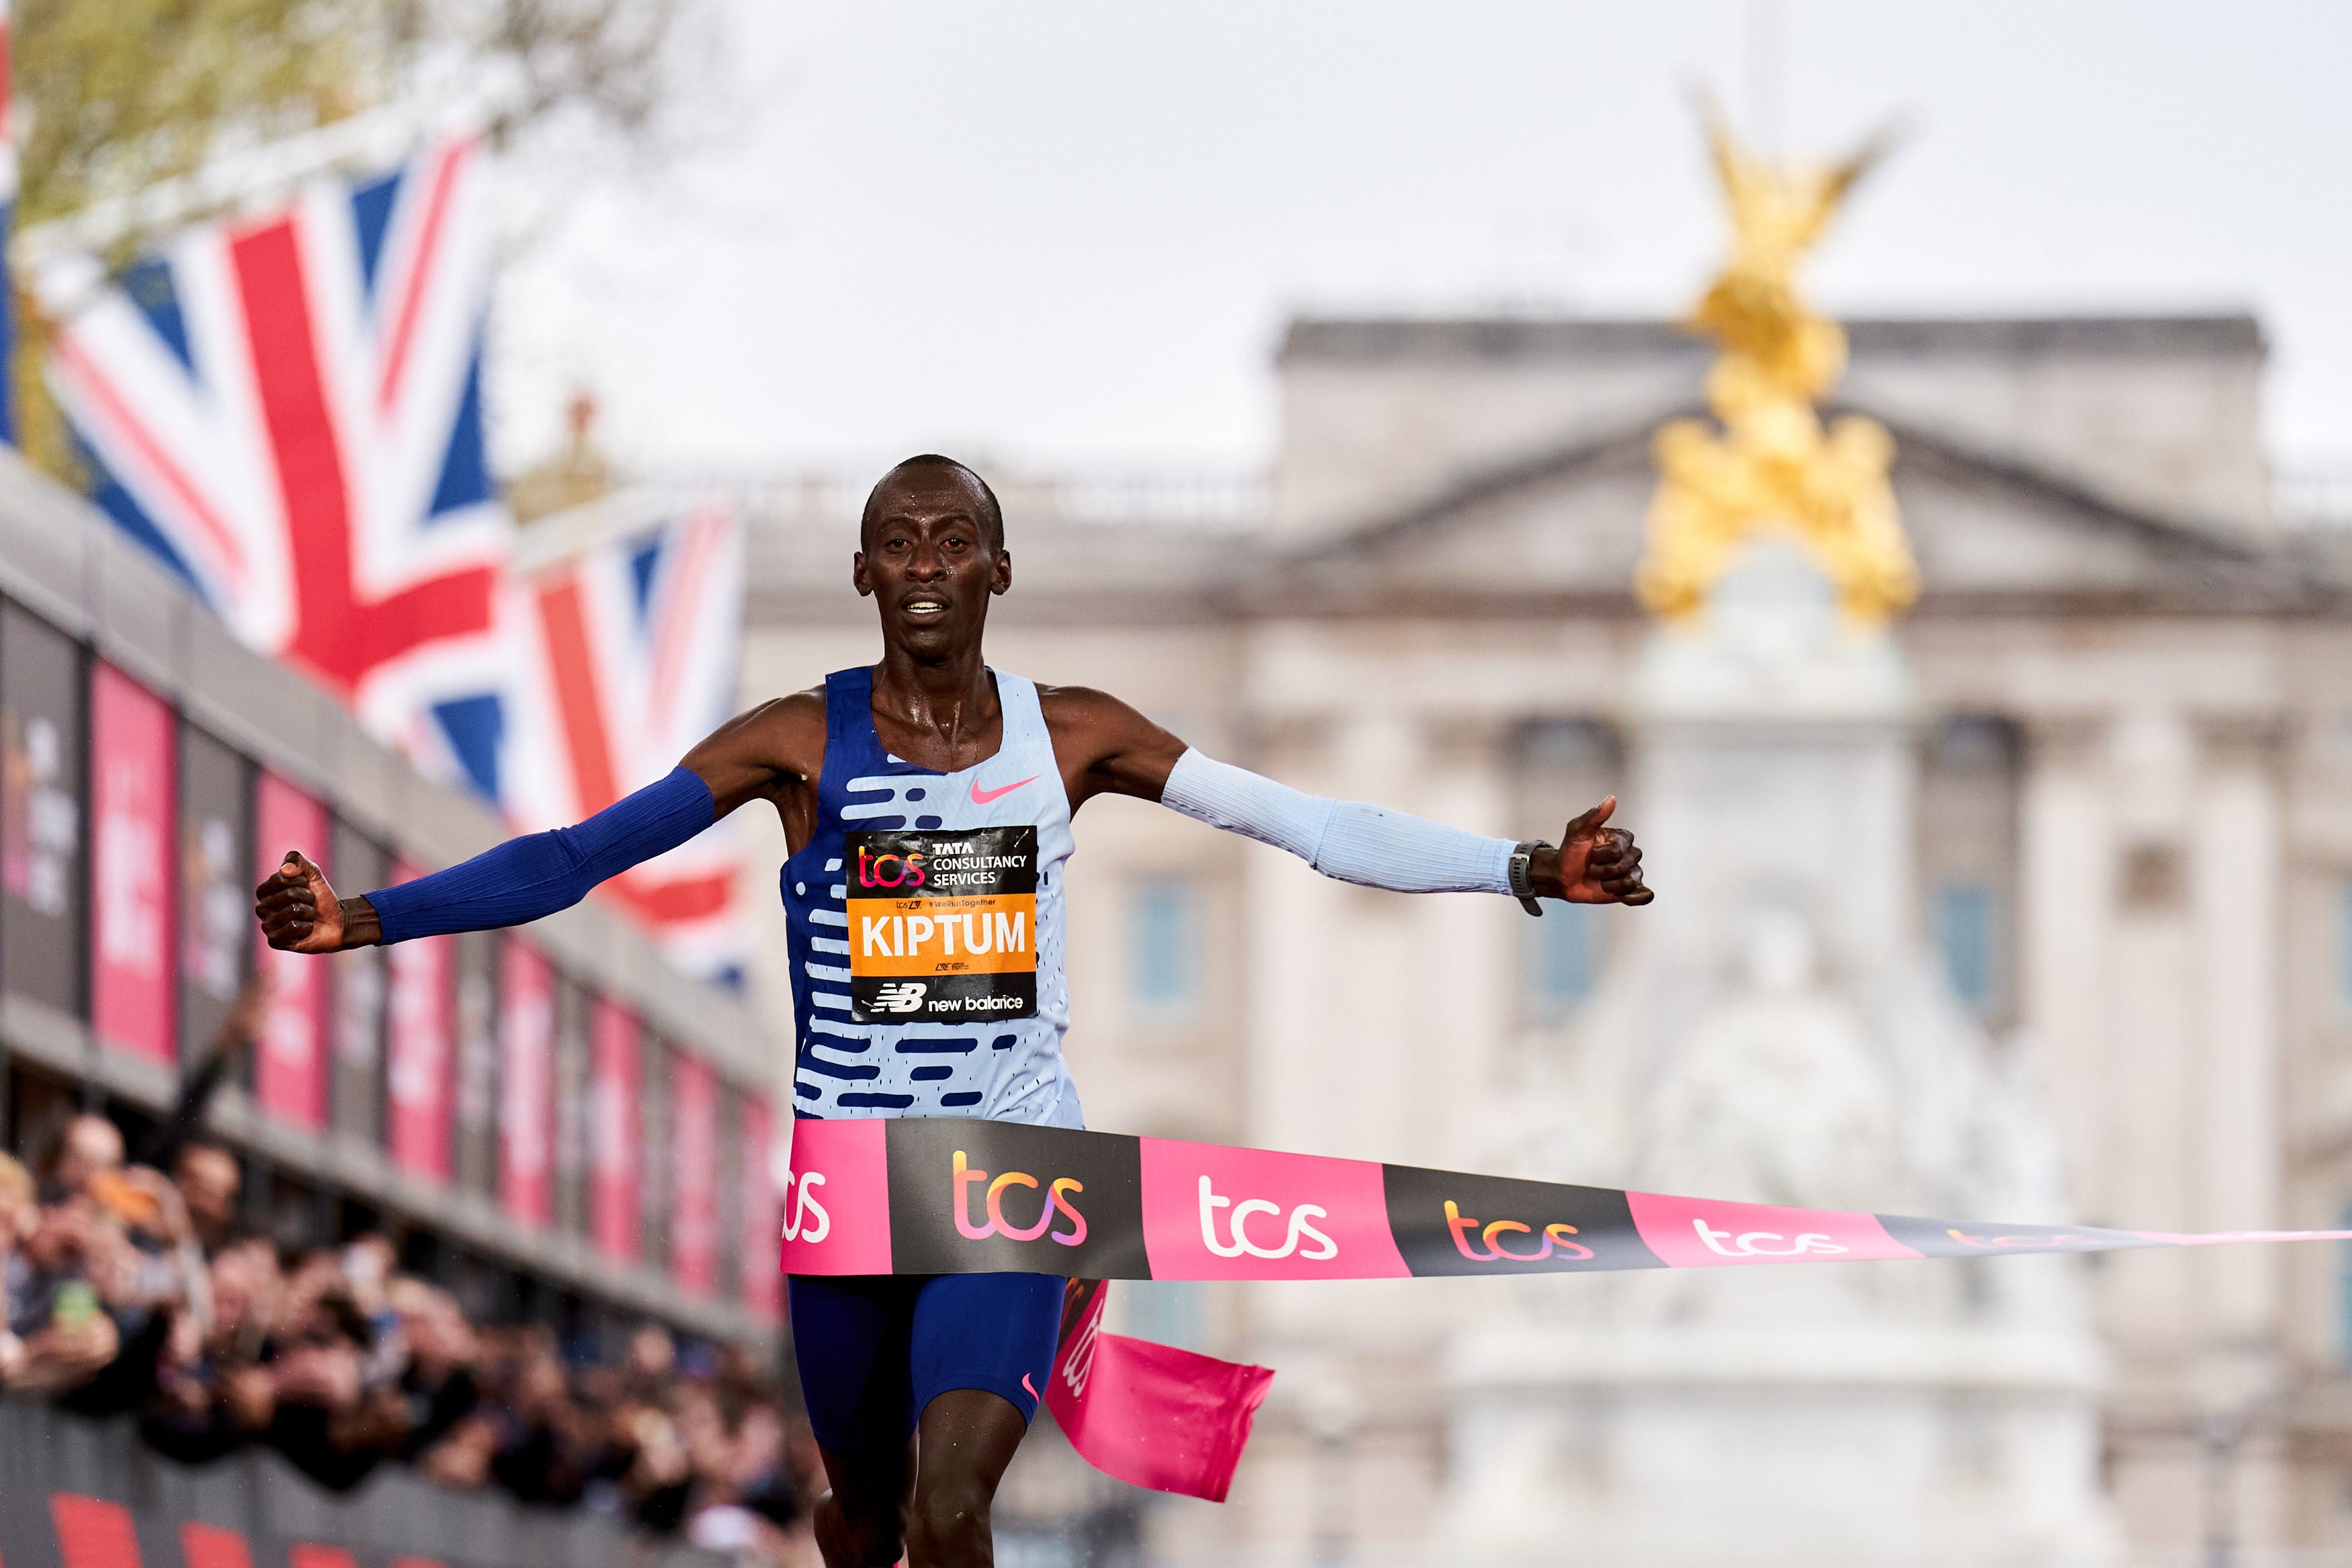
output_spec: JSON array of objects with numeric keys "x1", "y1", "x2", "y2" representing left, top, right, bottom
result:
[{"x1": 489, "y1": 0, "x2": 2352, "y2": 486}]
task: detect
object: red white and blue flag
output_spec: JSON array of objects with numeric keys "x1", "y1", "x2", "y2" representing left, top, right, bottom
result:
[
  {"x1": 39, "y1": 134, "x2": 509, "y2": 793},
  {"x1": 501, "y1": 503, "x2": 747, "y2": 982},
  {"x1": 38, "y1": 134, "x2": 749, "y2": 978}
]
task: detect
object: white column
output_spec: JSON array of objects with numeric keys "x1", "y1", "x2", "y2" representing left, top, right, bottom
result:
[
  {"x1": 2189, "y1": 717, "x2": 2285, "y2": 1293},
  {"x1": 2017, "y1": 714, "x2": 2115, "y2": 1223},
  {"x1": 2181, "y1": 713, "x2": 2290, "y2": 1556},
  {"x1": 1415, "y1": 715, "x2": 1517, "y2": 1176}
]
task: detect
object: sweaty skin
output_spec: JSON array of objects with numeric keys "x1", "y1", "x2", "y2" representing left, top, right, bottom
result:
[{"x1": 255, "y1": 459, "x2": 1652, "y2": 1568}]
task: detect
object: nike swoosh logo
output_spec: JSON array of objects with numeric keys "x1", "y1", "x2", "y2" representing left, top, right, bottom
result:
[
  {"x1": 1021, "y1": 1373, "x2": 1040, "y2": 1400},
  {"x1": 969, "y1": 775, "x2": 1039, "y2": 805}
]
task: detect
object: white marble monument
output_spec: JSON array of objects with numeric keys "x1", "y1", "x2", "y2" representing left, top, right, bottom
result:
[{"x1": 1433, "y1": 543, "x2": 2117, "y2": 1567}]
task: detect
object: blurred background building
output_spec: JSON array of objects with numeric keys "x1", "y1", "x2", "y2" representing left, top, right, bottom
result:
[{"x1": 735, "y1": 302, "x2": 2352, "y2": 1566}]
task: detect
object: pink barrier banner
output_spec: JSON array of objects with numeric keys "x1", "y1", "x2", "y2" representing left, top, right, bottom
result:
[
  {"x1": 739, "y1": 1094, "x2": 781, "y2": 1319},
  {"x1": 90, "y1": 663, "x2": 176, "y2": 1065},
  {"x1": 589, "y1": 998, "x2": 642, "y2": 1262},
  {"x1": 670, "y1": 1053, "x2": 721, "y2": 1297},
  {"x1": 253, "y1": 774, "x2": 329, "y2": 1130},
  {"x1": 385, "y1": 860, "x2": 454, "y2": 1182},
  {"x1": 497, "y1": 943, "x2": 556, "y2": 1228}
]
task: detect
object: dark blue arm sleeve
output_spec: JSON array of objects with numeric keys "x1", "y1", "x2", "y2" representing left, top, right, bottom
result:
[{"x1": 365, "y1": 765, "x2": 717, "y2": 944}]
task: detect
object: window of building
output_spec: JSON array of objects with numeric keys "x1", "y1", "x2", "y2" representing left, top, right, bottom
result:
[
  {"x1": 2337, "y1": 879, "x2": 2352, "y2": 1016},
  {"x1": 1918, "y1": 715, "x2": 2021, "y2": 1029},
  {"x1": 2339, "y1": 1204, "x2": 2352, "y2": 1366},
  {"x1": 1130, "y1": 878, "x2": 1201, "y2": 1020},
  {"x1": 1935, "y1": 880, "x2": 1999, "y2": 1017},
  {"x1": 1525, "y1": 904, "x2": 1599, "y2": 1021}
]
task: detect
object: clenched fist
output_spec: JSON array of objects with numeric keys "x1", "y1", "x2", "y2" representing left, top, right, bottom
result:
[
  {"x1": 1536, "y1": 797, "x2": 1654, "y2": 906},
  {"x1": 254, "y1": 852, "x2": 380, "y2": 953}
]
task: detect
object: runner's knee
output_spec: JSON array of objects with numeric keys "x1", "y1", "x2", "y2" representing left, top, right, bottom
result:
[
  {"x1": 906, "y1": 1481, "x2": 992, "y2": 1565},
  {"x1": 816, "y1": 1488, "x2": 906, "y2": 1567}
]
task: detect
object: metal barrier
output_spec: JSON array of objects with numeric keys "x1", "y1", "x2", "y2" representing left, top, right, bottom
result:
[{"x1": 0, "y1": 1398, "x2": 727, "y2": 1568}]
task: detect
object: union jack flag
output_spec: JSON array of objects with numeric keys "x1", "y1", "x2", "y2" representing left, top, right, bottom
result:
[
  {"x1": 501, "y1": 502, "x2": 747, "y2": 982},
  {"x1": 39, "y1": 135, "x2": 508, "y2": 792}
]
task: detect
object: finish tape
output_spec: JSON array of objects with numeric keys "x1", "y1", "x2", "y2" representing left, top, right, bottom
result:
[
  {"x1": 780, "y1": 1115, "x2": 2351, "y2": 1280},
  {"x1": 782, "y1": 1117, "x2": 2349, "y2": 1503}
]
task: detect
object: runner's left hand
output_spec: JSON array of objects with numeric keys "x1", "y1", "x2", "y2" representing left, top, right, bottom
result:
[{"x1": 1538, "y1": 798, "x2": 1652, "y2": 906}]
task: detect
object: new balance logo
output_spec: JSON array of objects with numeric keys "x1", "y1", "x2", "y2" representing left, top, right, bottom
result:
[{"x1": 871, "y1": 981, "x2": 928, "y2": 1014}]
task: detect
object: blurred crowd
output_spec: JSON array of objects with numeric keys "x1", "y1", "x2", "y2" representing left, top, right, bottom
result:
[{"x1": 0, "y1": 990, "x2": 814, "y2": 1564}]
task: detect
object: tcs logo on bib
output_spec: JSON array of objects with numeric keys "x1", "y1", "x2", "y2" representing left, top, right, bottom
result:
[
  {"x1": 855, "y1": 846, "x2": 927, "y2": 888},
  {"x1": 845, "y1": 827, "x2": 1041, "y2": 1022}
]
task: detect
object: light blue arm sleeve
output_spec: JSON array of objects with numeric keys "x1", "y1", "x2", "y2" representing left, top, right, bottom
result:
[{"x1": 1157, "y1": 748, "x2": 1513, "y2": 895}]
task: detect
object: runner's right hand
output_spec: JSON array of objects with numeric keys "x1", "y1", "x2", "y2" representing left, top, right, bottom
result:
[{"x1": 255, "y1": 851, "x2": 346, "y2": 953}]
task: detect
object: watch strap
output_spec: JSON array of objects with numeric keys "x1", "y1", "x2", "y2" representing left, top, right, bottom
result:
[{"x1": 1508, "y1": 840, "x2": 1550, "y2": 916}]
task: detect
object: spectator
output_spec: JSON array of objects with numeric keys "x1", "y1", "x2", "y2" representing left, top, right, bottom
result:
[
  {"x1": 265, "y1": 1268, "x2": 400, "y2": 1491},
  {"x1": 138, "y1": 973, "x2": 267, "y2": 1174},
  {"x1": 1, "y1": 1113, "x2": 808, "y2": 1559},
  {"x1": 142, "y1": 1235, "x2": 280, "y2": 1463},
  {"x1": 59, "y1": 1164, "x2": 204, "y2": 1420},
  {"x1": 0, "y1": 1152, "x2": 36, "y2": 1383},
  {"x1": 46, "y1": 1114, "x2": 124, "y2": 1204},
  {"x1": 386, "y1": 1276, "x2": 480, "y2": 1461},
  {"x1": 491, "y1": 1328, "x2": 596, "y2": 1505},
  {"x1": 171, "y1": 1144, "x2": 242, "y2": 1256},
  {"x1": 7, "y1": 1196, "x2": 123, "y2": 1392}
]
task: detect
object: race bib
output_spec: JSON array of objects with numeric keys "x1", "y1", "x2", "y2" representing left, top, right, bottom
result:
[{"x1": 845, "y1": 827, "x2": 1038, "y2": 1022}]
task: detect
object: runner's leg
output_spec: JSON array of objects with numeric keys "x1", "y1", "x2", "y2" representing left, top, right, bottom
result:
[
  {"x1": 792, "y1": 1274, "x2": 921, "y2": 1566},
  {"x1": 814, "y1": 1440, "x2": 915, "y2": 1568},
  {"x1": 905, "y1": 1390, "x2": 1028, "y2": 1567},
  {"x1": 901, "y1": 1272, "x2": 1063, "y2": 1567}
]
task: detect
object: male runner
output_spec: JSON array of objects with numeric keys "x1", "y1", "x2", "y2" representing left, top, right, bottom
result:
[{"x1": 257, "y1": 454, "x2": 1652, "y2": 1567}]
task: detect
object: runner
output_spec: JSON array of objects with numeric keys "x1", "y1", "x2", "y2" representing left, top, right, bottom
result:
[{"x1": 255, "y1": 453, "x2": 1654, "y2": 1568}]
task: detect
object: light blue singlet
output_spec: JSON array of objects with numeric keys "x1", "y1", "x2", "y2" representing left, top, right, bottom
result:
[{"x1": 782, "y1": 666, "x2": 1083, "y2": 1128}]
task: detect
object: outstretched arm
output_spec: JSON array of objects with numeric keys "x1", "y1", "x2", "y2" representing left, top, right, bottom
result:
[
  {"x1": 257, "y1": 693, "x2": 827, "y2": 953},
  {"x1": 259, "y1": 766, "x2": 718, "y2": 952},
  {"x1": 1044, "y1": 687, "x2": 1650, "y2": 907}
]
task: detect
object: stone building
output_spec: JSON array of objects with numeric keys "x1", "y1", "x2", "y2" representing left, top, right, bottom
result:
[{"x1": 737, "y1": 312, "x2": 2352, "y2": 1565}]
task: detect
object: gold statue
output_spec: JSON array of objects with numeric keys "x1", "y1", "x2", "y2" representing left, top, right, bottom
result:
[{"x1": 1637, "y1": 101, "x2": 1919, "y2": 624}]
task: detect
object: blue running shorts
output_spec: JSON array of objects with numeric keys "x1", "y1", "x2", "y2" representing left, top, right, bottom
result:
[{"x1": 789, "y1": 1272, "x2": 1064, "y2": 1454}]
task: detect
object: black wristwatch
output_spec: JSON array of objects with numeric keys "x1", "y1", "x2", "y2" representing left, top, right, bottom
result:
[{"x1": 1508, "y1": 840, "x2": 1550, "y2": 917}]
